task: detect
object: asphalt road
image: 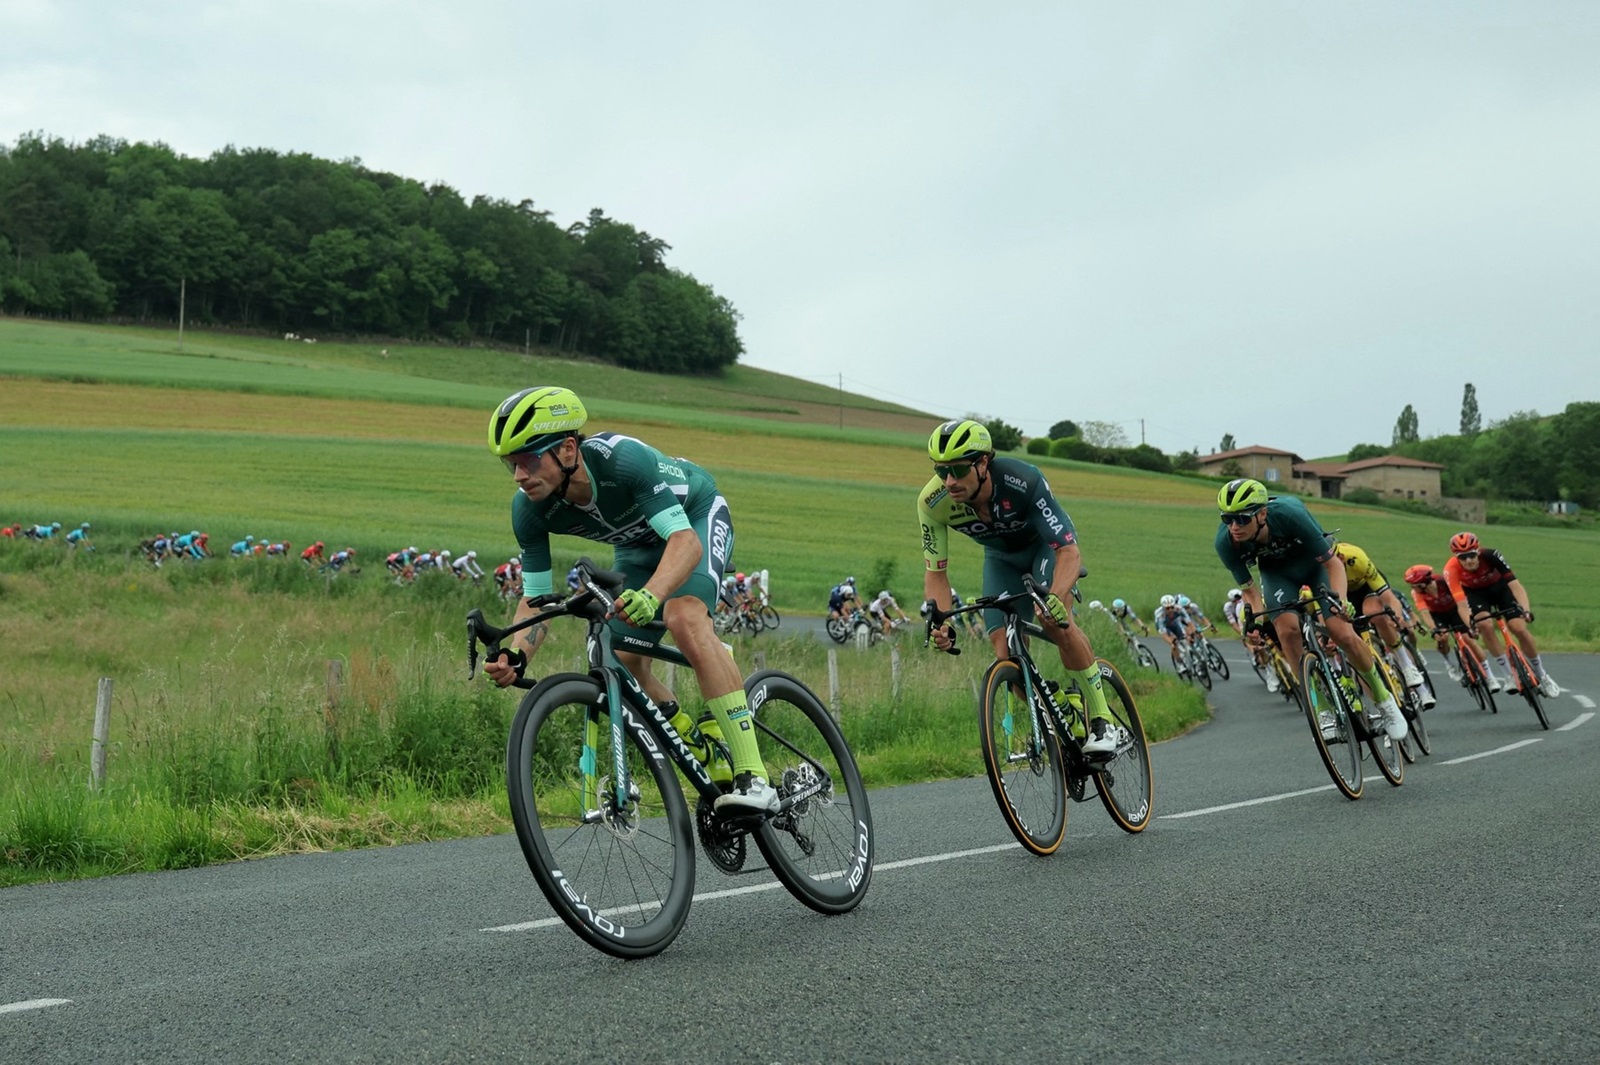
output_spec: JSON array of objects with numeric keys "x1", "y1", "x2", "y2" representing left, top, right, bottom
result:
[{"x1": 5, "y1": 647, "x2": 1598, "y2": 1064}]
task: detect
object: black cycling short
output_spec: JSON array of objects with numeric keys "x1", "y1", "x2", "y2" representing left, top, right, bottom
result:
[{"x1": 1465, "y1": 582, "x2": 1518, "y2": 620}]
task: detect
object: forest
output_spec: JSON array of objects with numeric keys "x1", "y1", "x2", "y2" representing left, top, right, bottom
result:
[{"x1": 0, "y1": 133, "x2": 742, "y2": 373}]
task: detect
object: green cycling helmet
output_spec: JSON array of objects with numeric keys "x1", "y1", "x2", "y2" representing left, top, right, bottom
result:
[
  {"x1": 1217, "y1": 477, "x2": 1269, "y2": 513},
  {"x1": 488, "y1": 386, "x2": 588, "y2": 457},
  {"x1": 928, "y1": 419, "x2": 993, "y2": 462}
]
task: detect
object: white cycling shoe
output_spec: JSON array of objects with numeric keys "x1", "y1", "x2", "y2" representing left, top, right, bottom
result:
[
  {"x1": 713, "y1": 774, "x2": 781, "y2": 814},
  {"x1": 1376, "y1": 698, "x2": 1408, "y2": 741}
]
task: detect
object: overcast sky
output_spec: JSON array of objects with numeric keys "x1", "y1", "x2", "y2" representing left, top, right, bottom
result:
[{"x1": 5, "y1": 1, "x2": 1595, "y2": 457}]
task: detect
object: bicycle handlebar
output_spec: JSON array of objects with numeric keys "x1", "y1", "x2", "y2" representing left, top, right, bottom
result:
[{"x1": 466, "y1": 557, "x2": 631, "y2": 689}]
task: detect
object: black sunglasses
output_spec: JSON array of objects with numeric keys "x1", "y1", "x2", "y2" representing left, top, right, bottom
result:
[
  {"x1": 1456, "y1": 550, "x2": 1480, "y2": 561},
  {"x1": 933, "y1": 462, "x2": 975, "y2": 480},
  {"x1": 1220, "y1": 509, "x2": 1263, "y2": 526}
]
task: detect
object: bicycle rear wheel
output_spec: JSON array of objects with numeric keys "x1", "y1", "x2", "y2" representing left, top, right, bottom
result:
[
  {"x1": 1190, "y1": 647, "x2": 1212, "y2": 691},
  {"x1": 1400, "y1": 684, "x2": 1431, "y2": 758},
  {"x1": 506, "y1": 674, "x2": 693, "y2": 959},
  {"x1": 1301, "y1": 655, "x2": 1363, "y2": 800},
  {"x1": 978, "y1": 659, "x2": 1068, "y2": 855},
  {"x1": 1135, "y1": 642, "x2": 1160, "y2": 673},
  {"x1": 745, "y1": 670, "x2": 873, "y2": 914},
  {"x1": 1090, "y1": 660, "x2": 1153, "y2": 833}
]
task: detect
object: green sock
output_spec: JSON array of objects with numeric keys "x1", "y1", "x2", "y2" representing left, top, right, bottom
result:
[
  {"x1": 1357, "y1": 663, "x2": 1389, "y2": 701},
  {"x1": 1066, "y1": 665, "x2": 1112, "y2": 723},
  {"x1": 706, "y1": 690, "x2": 765, "y2": 777}
]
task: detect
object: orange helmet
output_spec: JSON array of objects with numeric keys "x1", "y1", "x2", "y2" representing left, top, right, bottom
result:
[
  {"x1": 1449, "y1": 531, "x2": 1480, "y2": 554},
  {"x1": 1403, "y1": 564, "x2": 1435, "y2": 586}
]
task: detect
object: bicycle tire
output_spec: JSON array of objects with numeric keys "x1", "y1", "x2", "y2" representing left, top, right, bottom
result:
[
  {"x1": 1203, "y1": 640, "x2": 1230, "y2": 681},
  {"x1": 825, "y1": 617, "x2": 849, "y2": 644},
  {"x1": 1301, "y1": 654, "x2": 1363, "y2": 800},
  {"x1": 1510, "y1": 650, "x2": 1549, "y2": 730},
  {"x1": 1361, "y1": 679, "x2": 1405, "y2": 787},
  {"x1": 1090, "y1": 660, "x2": 1153, "y2": 833},
  {"x1": 505, "y1": 674, "x2": 694, "y2": 959},
  {"x1": 744, "y1": 669, "x2": 874, "y2": 914},
  {"x1": 1135, "y1": 642, "x2": 1159, "y2": 672},
  {"x1": 1190, "y1": 646, "x2": 1212, "y2": 691},
  {"x1": 759, "y1": 604, "x2": 781, "y2": 631},
  {"x1": 1371, "y1": 652, "x2": 1418, "y2": 771},
  {"x1": 978, "y1": 659, "x2": 1068, "y2": 855}
]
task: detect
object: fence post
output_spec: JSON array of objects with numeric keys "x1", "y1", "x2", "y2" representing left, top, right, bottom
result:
[
  {"x1": 827, "y1": 648, "x2": 841, "y2": 723},
  {"x1": 753, "y1": 650, "x2": 766, "y2": 671},
  {"x1": 890, "y1": 645, "x2": 902, "y2": 707},
  {"x1": 90, "y1": 677, "x2": 113, "y2": 790},
  {"x1": 325, "y1": 659, "x2": 344, "y2": 710}
]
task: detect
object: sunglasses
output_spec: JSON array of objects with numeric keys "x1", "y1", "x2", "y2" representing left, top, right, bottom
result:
[
  {"x1": 501, "y1": 439, "x2": 565, "y2": 475},
  {"x1": 933, "y1": 462, "x2": 975, "y2": 480},
  {"x1": 1456, "y1": 550, "x2": 1480, "y2": 561},
  {"x1": 1220, "y1": 509, "x2": 1263, "y2": 526}
]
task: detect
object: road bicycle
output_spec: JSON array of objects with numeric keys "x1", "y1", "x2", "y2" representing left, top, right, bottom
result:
[
  {"x1": 468, "y1": 559, "x2": 873, "y2": 958},
  {"x1": 1257, "y1": 593, "x2": 1404, "y2": 800},
  {"x1": 927, "y1": 580, "x2": 1152, "y2": 855},
  {"x1": 1441, "y1": 622, "x2": 1499, "y2": 714},
  {"x1": 1351, "y1": 609, "x2": 1430, "y2": 761},
  {"x1": 1475, "y1": 605, "x2": 1549, "y2": 730},
  {"x1": 1171, "y1": 632, "x2": 1211, "y2": 690},
  {"x1": 1195, "y1": 632, "x2": 1230, "y2": 681},
  {"x1": 1117, "y1": 626, "x2": 1160, "y2": 672}
]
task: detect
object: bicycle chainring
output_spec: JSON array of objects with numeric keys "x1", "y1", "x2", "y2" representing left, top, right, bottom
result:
[{"x1": 696, "y1": 794, "x2": 747, "y2": 874}]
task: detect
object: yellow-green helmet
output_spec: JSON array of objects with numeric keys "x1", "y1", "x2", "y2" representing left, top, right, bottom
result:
[
  {"x1": 928, "y1": 419, "x2": 993, "y2": 462},
  {"x1": 1217, "y1": 477, "x2": 1268, "y2": 513},
  {"x1": 487, "y1": 386, "x2": 588, "y2": 457}
]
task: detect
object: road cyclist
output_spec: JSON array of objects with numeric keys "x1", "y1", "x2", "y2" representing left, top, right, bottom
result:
[
  {"x1": 917, "y1": 418, "x2": 1123, "y2": 758},
  {"x1": 917, "y1": 418, "x2": 1150, "y2": 851},
  {"x1": 1153, "y1": 595, "x2": 1202, "y2": 678},
  {"x1": 1088, "y1": 598, "x2": 1160, "y2": 671},
  {"x1": 1403, "y1": 564, "x2": 1501, "y2": 693},
  {"x1": 1333, "y1": 540, "x2": 1436, "y2": 710},
  {"x1": 1443, "y1": 532, "x2": 1560, "y2": 698},
  {"x1": 1214, "y1": 478, "x2": 1408, "y2": 747}
]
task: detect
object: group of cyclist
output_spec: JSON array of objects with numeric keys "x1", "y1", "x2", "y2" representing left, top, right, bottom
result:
[
  {"x1": 384, "y1": 546, "x2": 488, "y2": 584},
  {"x1": 828, "y1": 576, "x2": 914, "y2": 636},
  {"x1": 4, "y1": 521, "x2": 93, "y2": 548}
]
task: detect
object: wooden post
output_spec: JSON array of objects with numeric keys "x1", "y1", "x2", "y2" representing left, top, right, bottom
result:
[
  {"x1": 827, "y1": 648, "x2": 841, "y2": 723},
  {"x1": 90, "y1": 677, "x2": 112, "y2": 790},
  {"x1": 753, "y1": 650, "x2": 766, "y2": 671},
  {"x1": 325, "y1": 659, "x2": 344, "y2": 710},
  {"x1": 890, "y1": 645, "x2": 902, "y2": 706}
]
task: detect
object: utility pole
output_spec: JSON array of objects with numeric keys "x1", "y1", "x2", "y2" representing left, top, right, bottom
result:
[
  {"x1": 1140, "y1": 418, "x2": 1145, "y2": 445},
  {"x1": 177, "y1": 278, "x2": 186, "y2": 352},
  {"x1": 838, "y1": 373, "x2": 844, "y2": 431}
]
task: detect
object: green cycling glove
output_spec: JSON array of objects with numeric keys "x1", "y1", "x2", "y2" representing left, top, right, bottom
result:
[
  {"x1": 1042, "y1": 592, "x2": 1072, "y2": 626},
  {"x1": 615, "y1": 587, "x2": 661, "y2": 626}
]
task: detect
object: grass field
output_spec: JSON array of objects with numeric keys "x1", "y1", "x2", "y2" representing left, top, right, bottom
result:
[{"x1": 3, "y1": 317, "x2": 1594, "y2": 884}]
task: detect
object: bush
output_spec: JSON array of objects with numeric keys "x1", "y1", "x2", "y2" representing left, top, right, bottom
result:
[
  {"x1": 1050, "y1": 437, "x2": 1103, "y2": 463},
  {"x1": 1026, "y1": 437, "x2": 1052, "y2": 456},
  {"x1": 1343, "y1": 488, "x2": 1382, "y2": 505}
]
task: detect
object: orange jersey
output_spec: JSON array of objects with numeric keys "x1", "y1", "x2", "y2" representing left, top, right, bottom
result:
[
  {"x1": 1410, "y1": 579, "x2": 1457, "y2": 615},
  {"x1": 1443, "y1": 549, "x2": 1515, "y2": 600}
]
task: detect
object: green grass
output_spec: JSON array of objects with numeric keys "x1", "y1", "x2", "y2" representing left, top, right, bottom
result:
[{"x1": 2, "y1": 317, "x2": 1594, "y2": 884}]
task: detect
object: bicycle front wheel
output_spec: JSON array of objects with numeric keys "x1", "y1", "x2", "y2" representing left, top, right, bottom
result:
[
  {"x1": 1204, "y1": 641, "x2": 1230, "y2": 680},
  {"x1": 1512, "y1": 652, "x2": 1549, "y2": 730},
  {"x1": 1191, "y1": 648, "x2": 1213, "y2": 691},
  {"x1": 759, "y1": 604, "x2": 781, "y2": 630},
  {"x1": 825, "y1": 616, "x2": 848, "y2": 644},
  {"x1": 506, "y1": 674, "x2": 694, "y2": 959},
  {"x1": 1090, "y1": 660, "x2": 1153, "y2": 833},
  {"x1": 746, "y1": 670, "x2": 873, "y2": 914},
  {"x1": 1301, "y1": 655, "x2": 1363, "y2": 800},
  {"x1": 978, "y1": 659, "x2": 1067, "y2": 855},
  {"x1": 1135, "y1": 642, "x2": 1160, "y2": 672}
]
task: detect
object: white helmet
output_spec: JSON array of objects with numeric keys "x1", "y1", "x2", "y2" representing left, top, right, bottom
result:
[
  {"x1": 1160, "y1": 594, "x2": 1176, "y2": 608},
  {"x1": 1089, "y1": 600, "x2": 1104, "y2": 610},
  {"x1": 440, "y1": 549, "x2": 451, "y2": 558},
  {"x1": 1228, "y1": 588, "x2": 1243, "y2": 601},
  {"x1": 509, "y1": 556, "x2": 519, "y2": 565},
  {"x1": 466, "y1": 550, "x2": 477, "y2": 559},
  {"x1": 409, "y1": 546, "x2": 418, "y2": 554}
]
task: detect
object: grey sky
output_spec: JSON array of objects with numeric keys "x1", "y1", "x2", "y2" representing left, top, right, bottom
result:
[{"x1": 5, "y1": 1, "x2": 1596, "y2": 458}]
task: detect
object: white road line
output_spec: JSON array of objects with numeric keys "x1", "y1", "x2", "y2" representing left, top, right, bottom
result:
[
  {"x1": 482, "y1": 843, "x2": 1019, "y2": 933},
  {"x1": 0, "y1": 999, "x2": 71, "y2": 1015},
  {"x1": 1161, "y1": 784, "x2": 1336, "y2": 820},
  {"x1": 1438, "y1": 738, "x2": 1544, "y2": 765},
  {"x1": 1572, "y1": 694, "x2": 1595, "y2": 709},
  {"x1": 1557, "y1": 712, "x2": 1594, "y2": 732}
]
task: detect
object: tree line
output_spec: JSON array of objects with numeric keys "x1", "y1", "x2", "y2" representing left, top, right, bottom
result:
[{"x1": 0, "y1": 133, "x2": 743, "y2": 373}]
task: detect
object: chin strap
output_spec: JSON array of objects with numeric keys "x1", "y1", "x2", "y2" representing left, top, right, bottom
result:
[{"x1": 551, "y1": 440, "x2": 581, "y2": 501}]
